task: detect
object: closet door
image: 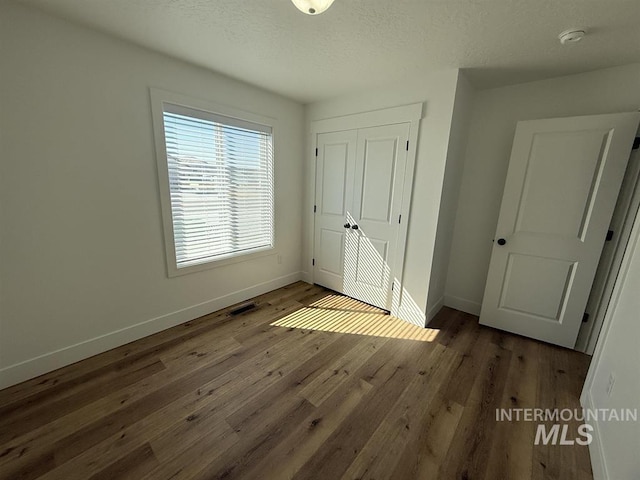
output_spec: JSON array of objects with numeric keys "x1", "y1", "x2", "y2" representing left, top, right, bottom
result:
[
  {"x1": 313, "y1": 130, "x2": 357, "y2": 291},
  {"x1": 343, "y1": 124, "x2": 410, "y2": 310}
]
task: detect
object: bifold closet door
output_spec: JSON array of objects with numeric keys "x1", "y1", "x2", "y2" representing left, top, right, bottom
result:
[{"x1": 313, "y1": 123, "x2": 410, "y2": 311}]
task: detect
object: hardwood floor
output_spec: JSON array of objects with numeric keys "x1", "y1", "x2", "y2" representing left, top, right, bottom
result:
[{"x1": 0, "y1": 282, "x2": 593, "y2": 479}]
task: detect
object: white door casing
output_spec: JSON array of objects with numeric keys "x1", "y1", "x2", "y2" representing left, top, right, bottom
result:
[
  {"x1": 575, "y1": 145, "x2": 640, "y2": 353},
  {"x1": 480, "y1": 112, "x2": 640, "y2": 348},
  {"x1": 310, "y1": 103, "x2": 423, "y2": 318}
]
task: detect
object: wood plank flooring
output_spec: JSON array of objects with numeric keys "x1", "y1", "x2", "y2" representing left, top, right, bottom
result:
[{"x1": 0, "y1": 282, "x2": 593, "y2": 479}]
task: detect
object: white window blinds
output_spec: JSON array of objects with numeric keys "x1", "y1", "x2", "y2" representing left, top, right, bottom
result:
[{"x1": 161, "y1": 103, "x2": 274, "y2": 269}]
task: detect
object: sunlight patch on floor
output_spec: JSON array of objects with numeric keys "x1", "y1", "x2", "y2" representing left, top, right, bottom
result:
[{"x1": 271, "y1": 294, "x2": 440, "y2": 342}]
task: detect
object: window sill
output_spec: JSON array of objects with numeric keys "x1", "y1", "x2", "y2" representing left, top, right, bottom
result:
[{"x1": 166, "y1": 246, "x2": 276, "y2": 278}]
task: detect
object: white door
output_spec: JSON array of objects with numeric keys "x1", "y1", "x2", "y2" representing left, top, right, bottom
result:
[
  {"x1": 314, "y1": 123, "x2": 410, "y2": 310},
  {"x1": 343, "y1": 124, "x2": 410, "y2": 310},
  {"x1": 313, "y1": 130, "x2": 357, "y2": 292},
  {"x1": 480, "y1": 112, "x2": 640, "y2": 348}
]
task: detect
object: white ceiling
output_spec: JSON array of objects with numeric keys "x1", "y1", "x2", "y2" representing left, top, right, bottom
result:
[{"x1": 21, "y1": 0, "x2": 640, "y2": 103}]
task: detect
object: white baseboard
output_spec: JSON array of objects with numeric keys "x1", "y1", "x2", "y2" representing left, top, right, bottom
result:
[
  {"x1": 426, "y1": 296, "x2": 444, "y2": 324},
  {"x1": 300, "y1": 270, "x2": 313, "y2": 284},
  {"x1": 443, "y1": 294, "x2": 482, "y2": 316},
  {"x1": 0, "y1": 272, "x2": 303, "y2": 390},
  {"x1": 581, "y1": 391, "x2": 608, "y2": 480}
]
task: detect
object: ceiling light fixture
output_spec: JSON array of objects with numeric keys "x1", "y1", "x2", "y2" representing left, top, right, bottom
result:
[
  {"x1": 558, "y1": 29, "x2": 586, "y2": 45},
  {"x1": 291, "y1": 0, "x2": 335, "y2": 15}
]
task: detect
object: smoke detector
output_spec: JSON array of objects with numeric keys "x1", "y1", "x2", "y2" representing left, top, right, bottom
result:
[{"x1": 559, "y1": 29, "x2": 586, "y2": 45}]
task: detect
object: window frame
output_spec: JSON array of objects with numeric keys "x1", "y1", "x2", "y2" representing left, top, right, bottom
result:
[{"x1": 150, "y1": 88, "x2": 277, "y2": 277}]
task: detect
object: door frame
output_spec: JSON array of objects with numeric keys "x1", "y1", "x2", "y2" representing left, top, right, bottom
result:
[
  {"x1": 308, "y1": 103, "x2": 423, "y2": 318},
  {"x1": 580, "y1": 169, "x2": 640, "y2": 479},
  {"x1": 576, "y1": 142, "x2": 640, "y2": 354}
]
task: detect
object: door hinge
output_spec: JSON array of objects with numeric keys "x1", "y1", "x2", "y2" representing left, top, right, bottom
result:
[
  {"x1": 398, "y1": 214, "x2": 402, "y2": 224},
  {"x1": 582, "y1": 312, "x2": 590, "y2": 323},
  {"x1": 315, "y1": 147, "x2": 318, "y2": 156},
  {"x1": 606, "y1": 229, "x2": 614, "y2": 241},
  {"x1": 406, "y1": 140, "x2": 409, "y2": 151},
  {"x1": 633, "y1": 137, "x2": 640, "y2": 150},
  {"x1": 314, "y1": 205, "x2": 317, "y2": 213},
  {"x1": 312, "y1": 258, "x2": 315, "y2": 266}
]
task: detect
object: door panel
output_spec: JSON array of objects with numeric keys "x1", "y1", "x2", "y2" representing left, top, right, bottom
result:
[
  {"x1": 318, "y1": 229, "x2": 344, "y2": 276},
  {"x1": 354, "y1": 237, "x2": 388, "y2": 287},
  {"x1": 359, "y1": 138, "x2": 397, "y2": 222},
  {"x1": 313, "y1": 131, "x2": 357, "y2": 291},
  {"x1": 499, "y1": 253, "x2": 575, "y2": 321},
  {"x1": 320, "y1": 144, "x2": 350, "y2": 216},
  {"x1": 480, "y1": 112, "x2": 640, "y2": 347},
  {"x1": 514, "y1": 130, "x2": 611, "y2": 239}
]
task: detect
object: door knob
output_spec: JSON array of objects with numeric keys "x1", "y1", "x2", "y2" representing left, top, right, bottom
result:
[
  {"x1": 497, "y1": 238, "x2": 507, "y2": 246},
  {"x1": 343, "y1": 223, "x2": 351, "y2": 228},
  {"x1": 351, "y1": 225, "x2": 359, "y2": 230}
]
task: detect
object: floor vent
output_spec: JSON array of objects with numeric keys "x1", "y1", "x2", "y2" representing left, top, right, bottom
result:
[{"x1": 229, "y1": 302, "x2": 257, "y2": 316}]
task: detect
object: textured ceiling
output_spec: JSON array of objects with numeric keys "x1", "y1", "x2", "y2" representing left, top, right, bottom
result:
[{"x1": 20, "y1": 0, "x2": 640, "y2": 103}]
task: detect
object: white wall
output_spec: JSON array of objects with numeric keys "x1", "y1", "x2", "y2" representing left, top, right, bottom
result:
[
  {"x1": 445, "y1": 64, "x2": 640, "y2": 315},
  {"x1": 426, "y1": 72, "x2": 475, "y2": 321},
  {"x1": 304, "y1": 69, "x2": 461, "y2": 325},
  {"x1": 0, "y1": 2, "x2": 305, "y2": 388},
  {"x1": 582, "y1": 203, "x2": 640, "y2": 479}
]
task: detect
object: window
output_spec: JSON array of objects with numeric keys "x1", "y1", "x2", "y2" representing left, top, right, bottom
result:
[{"x1": 151, "y1": 90, "x2": 274, "y2": 275}]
